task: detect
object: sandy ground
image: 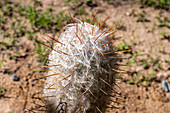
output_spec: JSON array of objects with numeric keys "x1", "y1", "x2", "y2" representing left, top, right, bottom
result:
[{"x1": 0, "y1": 0, "x2": 170, "y2": 113}]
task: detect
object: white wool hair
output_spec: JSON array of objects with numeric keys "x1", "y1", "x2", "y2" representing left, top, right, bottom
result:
[{"x1": 43, "y1": 18, "x2": 117, "y2": 113}]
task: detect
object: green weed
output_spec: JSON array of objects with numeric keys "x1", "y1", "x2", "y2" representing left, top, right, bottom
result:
[
  {"x1": 156, "y1": 16, "x2": 170, "y2": 28},
  {"x1": 127, "y1": 80, "x2": 135, "y2": 84},
  {"x1": 138, "y1": 0, "x2": 170, "y2": 10},
  {"x1": 34, "y1": 41, "x2": 50, "y2": 64},
  {"x1": 140, "y1": 59, "x2": 149, "y2": 69},
  {"x1": 35, "y1": 69, "x2": 45, "y2": 73},
  {"x1": 0, "y1": 87, "x2": 6, "y2": 95},
  {"x1": 149, "y1": 58, "x2": 164, "y2": 71},
  {"x1": 159, "y1": 29, "x2": 170, "y2": 41},
  {"x1": 9, "y1": 111, "x2": 15, "y2": 113},
  {"x1": 12, "y1": 38, "x2": 18, "y2": 45},
  {"x1": 136, "y1": 10, "x2": 150, "y2": 22},
  {"x1": 128, "y1": 73, "x2": 156, "y2": 86},
  {"x1": 3, "y1": 32, "x2": 10, "y2": 37},
  {"x1": 0, "y1": 60, "x2": 5, "y2": 67},
  {"x1": 116, "y1": 41, "x2": 131, "y2": 51}
]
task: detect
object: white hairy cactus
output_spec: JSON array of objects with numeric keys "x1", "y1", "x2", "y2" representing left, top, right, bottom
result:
[{"x1": 43, "y1": 17, "x2": 119, "y2": 113}]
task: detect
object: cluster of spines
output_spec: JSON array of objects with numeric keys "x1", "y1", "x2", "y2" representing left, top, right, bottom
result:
[{"x1": 33, "y1": 11, "x2": 131, "y2": 113}]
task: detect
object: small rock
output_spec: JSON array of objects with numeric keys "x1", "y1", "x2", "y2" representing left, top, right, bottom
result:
[
  {"x1": 162, "y1": 80, "x2": 169, "y2": 92},
  {"x1": 126, "y1": 12, "x2": 130, "y2": 16},
  {"x1": 11, "y1": 74, "x2": 20, "y2": 81},
  {"x1": 157, "y1": 72, "x2": 164, "y2": 79}
]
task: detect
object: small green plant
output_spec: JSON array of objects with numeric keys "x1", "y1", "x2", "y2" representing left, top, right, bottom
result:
[
  {"x1": 127, "y1": 59, "x2": 136, "y2": 65},
  {"x1": 136, "y1": 10, "x2": 150, "y2": 22},
  {"x1": 9, "y1": 55, "x2": 17, "y2": 60},
  {"x1": 64, "y1": 0, "x2": 74, "y2": 4},
  {"x1": 144, "y1": 79, "x2": 150, "y2": 86},
  {"x1": 0, "y1": 60, "x2": 5, "y2": 67},
  {"x1": 64, "y1": 0, "x2": 80, "y2": 6},
  {"x1": 0, "y1": 87, "x2": 6, "y2": 95},
  {"x1": 164, "y1": 59, "x2": 169, "y2": 63},
  {"x1": 148, "y1": 73, "x2": 156, "y2": 78},
  {"x1": 34, "y1": 41, "x2": 50, "y2": 64},
  {"x1": 126, "y1": 51, "x2": 142, "y2": 65},
  {"x1": 127, "y1": 80, "x2": 135, "y2": 84},
  {"x1": 0, "y1": 40, "x2": 13, "y2": 50},
  {"x1": 87, "y1": 0, "x2": 92, "y2": 2},
  {"x1": 140, "y1": 59, "x2": 149, "y2": 69},
  {"x1": 35, "y1": 69, "x2": 45, "y2": 73},
  {"x1": 159, "y1": 29, "x2": 170, "y2": 41},
  {"x1": 149, "y1": 58, "x2": 164, "y2": 71},
  {"x1": 156, "y1": 16, "x2": 170, "y2": 28},
  {"x1": 138, "y1": 0, "x2": 170, "y2": 10},
  {"x1": 116, "y1": 41, "x2": 131, "y2": 51},
  {"x1": 159, "y1": 29, "x2": 167, "y2": 36},
  {"x1": 128, "y1": 73, "x2": 156, "y2": 86},
  {"x1": 3, "y1": 32, "x2": 10, "y2": 37},
  {"x1": 12, "y1": 38, "x2": 18, "y2": 45},
  {"x1": 152, "y1": 63, "x2": 163, "y2": 71},
  {"x1": 9, "y1": 111, "x2": 15, "y2": 113}
]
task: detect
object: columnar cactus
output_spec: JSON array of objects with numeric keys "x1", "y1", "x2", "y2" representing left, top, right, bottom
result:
[{"x1": 43, "y1": 17, "x2": 120, "y2": 113}]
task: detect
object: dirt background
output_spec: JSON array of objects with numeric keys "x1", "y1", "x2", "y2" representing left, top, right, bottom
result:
[{"x1": 0, "y1": 0, "x2": 170, "y2": 113}]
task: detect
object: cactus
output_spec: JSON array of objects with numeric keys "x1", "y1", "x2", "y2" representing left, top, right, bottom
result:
[{"x1": 42, "y1": 16, "x2": 121, "y2": 113}]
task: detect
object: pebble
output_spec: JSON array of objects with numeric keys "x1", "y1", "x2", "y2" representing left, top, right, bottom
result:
[
  {"x1": 157, "y1": 72, "x2": 164, "y2": 78},
  {"x1": 11, "y1": 74, "x2": 20, "y2": 81},
  {"x1": 126, "y1": 12, "x2": 130, "y2": 16},
  {"x1": 162, "y1": 80, "x2": 169, "y2": 92}
]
